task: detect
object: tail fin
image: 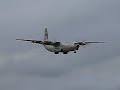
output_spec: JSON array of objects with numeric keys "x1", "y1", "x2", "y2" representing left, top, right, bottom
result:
[{"x1": 44, "y1": 28, "x2": 48, "y2": 40}]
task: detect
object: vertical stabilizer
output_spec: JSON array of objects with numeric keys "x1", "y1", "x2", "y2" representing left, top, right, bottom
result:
[{"x1": 44, "y1": 28, "x2": 48, "y2": 40}]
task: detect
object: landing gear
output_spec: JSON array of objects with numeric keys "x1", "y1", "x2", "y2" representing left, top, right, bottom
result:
[
  {"x1": 54, "y1": 52, "x2": 59, "y2": 54},
  {"x1": 76, "y1": 48, "x2": 79, "y2": 50},
  {"x1": 63, "y1": 52, "x2": 68, "y2": 54},
  {"x1": 74, "y1": 50, "x2": 76, "y2": 53}
]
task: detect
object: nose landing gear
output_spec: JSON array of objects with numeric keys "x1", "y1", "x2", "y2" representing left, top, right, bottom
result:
[{"x1": 74, "y1": 50, "x2": 76, "y2": 53}]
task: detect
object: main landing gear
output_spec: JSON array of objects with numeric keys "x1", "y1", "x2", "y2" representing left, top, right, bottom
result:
[
  {"x1": 54, "y1": 52, "x2": 59, "y2": 54},
  {"x1": 74, "y1": 50, "x2": 76, "y2": 53},
  {"x1": 63, "y1": 52, "x2": 68, "y2": 54}
]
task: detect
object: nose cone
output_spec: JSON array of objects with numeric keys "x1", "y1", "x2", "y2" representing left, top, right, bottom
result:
[{"x1": 75, "y1": 44, "x2": 80, "y2": 50}]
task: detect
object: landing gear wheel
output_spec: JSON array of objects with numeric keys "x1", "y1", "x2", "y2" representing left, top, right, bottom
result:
[
  {"x1": 76, "y1": 48, "x2": 79, "y2": 50},
  {"x1": 63, "y1": 52, "x2": 68, "y2": 54},
  {"x1": 74, "y1": 51, "x2": 76, "y2": 53},
  {"x1": 54, "y1": 52, "x2": 59, "y2": 54}
]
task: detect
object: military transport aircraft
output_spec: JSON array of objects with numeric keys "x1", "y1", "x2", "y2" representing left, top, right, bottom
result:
[{"x1": 16, "y1": 28, "x2": 105, "y2": 54}]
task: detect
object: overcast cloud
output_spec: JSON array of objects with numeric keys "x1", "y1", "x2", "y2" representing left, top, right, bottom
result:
[{"x1": 0, "y1": 0, "x2": 120, "y2": 90}]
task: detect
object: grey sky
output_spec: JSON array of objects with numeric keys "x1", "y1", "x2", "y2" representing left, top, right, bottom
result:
[{"x1": 0, "y1": 0, "x2": 120, "y2": 90}]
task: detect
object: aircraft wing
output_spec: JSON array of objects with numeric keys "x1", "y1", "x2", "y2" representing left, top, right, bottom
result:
[
  {"x1": 75, "y1": 41, "x2": 105, "y2": 46},
  {"x1": 16, "y1": 39, "x2": 44, "y2": 44},
  {"x1": 16, "y1": 39, "x2": 61, "y2": 46}
]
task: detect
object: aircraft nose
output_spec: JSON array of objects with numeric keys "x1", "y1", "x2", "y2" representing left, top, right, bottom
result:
[
  {"x1": 76, "y1": 45, "x2": 79, "y2": 48},
  {"x1": 75, "y1": 45, "x2": 79, "y2": 50}
]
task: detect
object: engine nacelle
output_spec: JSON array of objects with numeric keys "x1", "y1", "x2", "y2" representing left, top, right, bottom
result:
[{"x1": 74, "y1": 43, "x2": 80, "y2": 50}]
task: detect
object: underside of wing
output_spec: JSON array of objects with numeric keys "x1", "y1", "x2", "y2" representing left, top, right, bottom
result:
[
  {"x1": 16, "y1": 39, "x2": 43, "y2": 44},
  {"x1": 75, "y1": 41, "x2": 105, "y2": 46},
  {"x1": 16, "y1": 39, "x2": 61, "y2": 46}
]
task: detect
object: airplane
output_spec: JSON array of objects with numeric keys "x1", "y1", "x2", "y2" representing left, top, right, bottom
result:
[{"x1": 16, "y1": 28, "x2": 105, "y2": 54}]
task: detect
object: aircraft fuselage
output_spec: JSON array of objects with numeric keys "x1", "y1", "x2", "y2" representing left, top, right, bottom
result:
[{"x1": 44, "y1": 42, "x2": 79, "y2": 54}]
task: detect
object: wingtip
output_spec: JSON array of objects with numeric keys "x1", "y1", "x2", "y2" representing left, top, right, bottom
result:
[
  {"x1": 101, "y1": 42, "x2": 106, "y2": 43},
  {"x1": 16, "y1": 39, "x2": 23, "y2": 41}
]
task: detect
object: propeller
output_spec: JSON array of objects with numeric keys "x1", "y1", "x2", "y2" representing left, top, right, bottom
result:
[{"x1": 81, "y1": 40, "x2": 88, "y2": 48}]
